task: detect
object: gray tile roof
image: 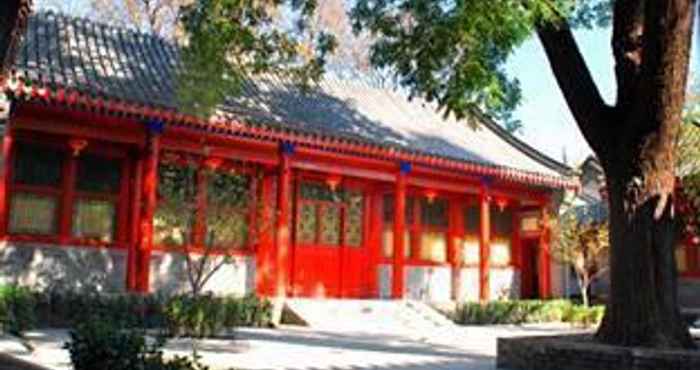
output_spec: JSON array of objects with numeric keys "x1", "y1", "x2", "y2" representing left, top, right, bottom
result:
[{"x1": 12, "y1": 11, "x2": 572, "y2": 181}]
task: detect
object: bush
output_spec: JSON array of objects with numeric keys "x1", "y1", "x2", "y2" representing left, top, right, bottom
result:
[
  {"x1": 449, "y1": 300, "x2": 604, "y2": 326},
  {"x1": 65, "y1": 320, "x2": 211, "y2": 370},
  {"x1": 164, "y1": 294, "x2": 272, "y2": 338},
  {"x1": 0, "y1": 284, "x2": 36, "y2": 335},
  {"x1": 31, "y1": 289, "x2": 271, "y2": 336}
]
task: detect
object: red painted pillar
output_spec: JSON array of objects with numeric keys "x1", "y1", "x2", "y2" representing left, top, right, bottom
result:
[
  {"x1": 392, "y1": 162, "x2": 410, "y2": 299},
  {"x1": 0, "y1": 121, "x2": 13, "y2": 237},
  {"x1": 275, "y1": 142, "x2": 294, "y2": 298},
  {"x1": 58, "y1": 152, "x2": 77, "y2": 243},
  {"x1": 479, "y1": 185, "x2": 491, "y2": 302},
  {"x1": 538, "y1": 202, "x2": 552, "y2": 298},
  {"x1": 127, "y1": 158, "x2": 143, "y2": 291},
  {"x1": 136, "y1": 122, "x2": 162, "y2": 293},
  {"x1": 368, "y1": 191, "x2": 383, "y2": 297},
  {"x1": 449, "y1": 199, "x2": 463, "y2": 300},
  {"x1": 256, "y1": 172, "x2": 276, "y2": 296}
]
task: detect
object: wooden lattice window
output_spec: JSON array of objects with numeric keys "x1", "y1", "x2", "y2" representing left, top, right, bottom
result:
[
  {"x1": 490, "y1": 208, "x2": 512, "y2": 266},
  {"x1": 72, "y1": 154, "x2": 122, "y2": 242},
  {"x1": 206, "y1": 171, "x2": 251, "y2": 249},
  {"x1": 8, "y1": 138, "x2": 129, "y2": 245},
  {"x1": 418, "y1": 198, "x2": 448, "y2": 263},
  {"x1": 344, "y1": 191, "x2": 364, "y2": 247},
  {"x1": 462, "y1": 204, "x2": 481, "y2": 266},
  {"x1": 296, "y1": 181, "x2": 364, "y2": 247},
  {"x1": 9, "y1": 143, "x2": 63, "y2": 235},
  {"x1": 381, "y1": 195, "x2": 413, "y2": 258},
  {"x1": 154, "y1": 154, "x2": 256, "y2": 251},
  {"x1": 154, "y1": 162, "x2": 196, "y2": 247}
]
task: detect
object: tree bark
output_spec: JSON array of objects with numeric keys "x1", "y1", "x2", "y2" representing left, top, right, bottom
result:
[{"x1": 538, "y1": 0, "x2": 697, "y2": 348}]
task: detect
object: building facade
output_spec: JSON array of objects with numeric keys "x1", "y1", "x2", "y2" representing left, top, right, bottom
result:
[{"x1": 0, "y1": 12, "x2": 576, "y2": 301}]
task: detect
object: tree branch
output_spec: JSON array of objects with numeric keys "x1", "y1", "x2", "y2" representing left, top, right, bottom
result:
[
  {"x1": 536, "y1": 20, "x2": 611, "y2": 159},
  {"x1": 612, "y1": 0, "x2": 646, "y2": 110}
]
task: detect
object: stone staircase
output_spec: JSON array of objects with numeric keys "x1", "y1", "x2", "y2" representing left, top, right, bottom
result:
[{"x1": 283, "y1": 299, "x2": 456, "y2": 336}]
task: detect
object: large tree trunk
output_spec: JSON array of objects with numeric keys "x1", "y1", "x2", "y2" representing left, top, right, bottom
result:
[
  {"x1": 538, "y1": 0, "x2": 697, "y2": 348},
  {"x1": 596, "y1": 145, "x2": 694, "y2": 348}
]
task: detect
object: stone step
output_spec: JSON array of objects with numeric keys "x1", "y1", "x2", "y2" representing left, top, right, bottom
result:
[{"x1": 283, "y1": 299, "x2": 456, "y2": 335}]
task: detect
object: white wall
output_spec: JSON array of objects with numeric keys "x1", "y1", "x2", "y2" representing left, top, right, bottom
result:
[
  {"x1": 0, "y1": 241, "x2": 127, "y2": 292},
  {"x1": 149, "y1": 251, "x2": 255, "y2": 296},
  {"x1": 405, "y1": 266, "x2": 452, "y2": 302}
]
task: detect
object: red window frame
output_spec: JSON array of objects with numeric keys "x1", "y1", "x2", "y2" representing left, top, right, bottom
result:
[
  {"x1": 380, "y1": 192, "x2": 451, "y2": 266},
  {"x1": 6, "y1": 131, "x2": 131, "y2": 248},
  {"x1": 153, "y1": 151, "x2": 258, "y2": 255},
  {"x1": 293, "y1": 176, "x2": 367, "y2": 248}
]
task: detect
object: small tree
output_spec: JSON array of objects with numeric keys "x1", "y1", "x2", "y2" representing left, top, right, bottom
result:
[
  {"x1": 154, "y1": 157, "x2": 259, "y2": 297},
  {"x1": 552, "y1": 207, "x2": 610, "y2": 307}
]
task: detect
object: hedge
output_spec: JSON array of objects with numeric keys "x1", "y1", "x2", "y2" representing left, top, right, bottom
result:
[
  {"x1": 448, "y1": 300, "x2": 605, "y2": 326},
  {"x1": 0, "y1": 284, "x2": 272, "y2": 338}
]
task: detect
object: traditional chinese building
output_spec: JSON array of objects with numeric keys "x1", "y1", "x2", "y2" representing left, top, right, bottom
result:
[{"x1": 0, "y1": 11, "x2": 577, "y2": 302}]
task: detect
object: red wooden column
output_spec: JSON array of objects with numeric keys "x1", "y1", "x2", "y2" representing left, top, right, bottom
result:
[
  {"x1": 367, "y1": 191, "x2": 383, "y2": 297},
  {"x1": 479, "y1": 185, "x2": 491, "y2": 302},
  {"x1": 449, "y1": 198, "x2": 463, "y2": 300},
  {"x1": 256, "y1": 172, "x2": 277, "y2": 296},
  {"x1": 0, "y1": 120, "x2": 13, "y2": 237},
  {"x1": 538, "y1": 202, "x2": 552, "y2": 298},
  {"x1": 275, "y1": 142, "x2": 294, "y2": 298},
  {"x1": 126, "y1": 158, "x2": 143, "y2": 291},
  {"x1": 136, "y1": 121, "x2": 163, "y2": 293},
  {"x1": 392, "y1": 162, "x2": 410, "y2": 299}
]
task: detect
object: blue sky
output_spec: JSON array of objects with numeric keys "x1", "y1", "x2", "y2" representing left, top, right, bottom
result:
[
  {"x1": 508, "y1": 27, "x2": 698, "y2": 165},
  {"x1": 505, "y1": 29, "x2": 614, "y2": 165}
]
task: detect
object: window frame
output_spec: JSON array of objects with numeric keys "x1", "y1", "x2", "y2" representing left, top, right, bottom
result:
[
  {"x1": 153, "y1": 151, "x2": 258, "y2": 255},
  {"x1": 6, "y1": 132, "x2": 131, "y2": 248},
  {"x1": 293, "y1": 176, "x2": 367, "y2": 248},
  {"x1": 380, "y1": 191, "x2": 451, "y2": 266}
]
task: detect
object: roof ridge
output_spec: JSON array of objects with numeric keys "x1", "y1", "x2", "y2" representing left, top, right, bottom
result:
[{"x1": 33, "y1": 9, "x2": 178, "y2": 49}]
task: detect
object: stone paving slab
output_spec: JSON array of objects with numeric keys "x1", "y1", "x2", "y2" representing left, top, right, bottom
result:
[{"x1": 0, "y1": 324, "x2": 590, "y2": 370}]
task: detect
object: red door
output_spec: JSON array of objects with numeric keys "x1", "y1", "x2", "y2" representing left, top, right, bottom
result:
[{"x1": 290, "y1": 188, "x2": 371, "y2": 298}]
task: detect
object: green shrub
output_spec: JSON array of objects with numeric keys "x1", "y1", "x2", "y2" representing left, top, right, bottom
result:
[
  {"x1": 0, "y1": 284, "x2": 36, "y2": 335},
  {"x1": 65, "y1": 320, "x2": 211, "y2": 370},
  {"x1": 164, "y1": 294, "x2": 272, "y2": 338},
  {"x1": 449, "y1": 300, "x2": 603, "y2": 326}
]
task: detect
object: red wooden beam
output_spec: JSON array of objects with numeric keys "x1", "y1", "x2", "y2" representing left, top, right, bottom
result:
[
  {"x1": 392, "y1": 163, "x2": 409, "y2": 299},
  {"x1": 479, "y1": 185, "x2": 491, "y2": 302},
  {"x1": 0, "y1": 121, "x2": 14, "y2": 237},
  {"x1": 136, "y1": 128, "x2": 161, "y2": 293},
  {"x1": 275, "y1": 143, "x2": 293, "y2": 297}
]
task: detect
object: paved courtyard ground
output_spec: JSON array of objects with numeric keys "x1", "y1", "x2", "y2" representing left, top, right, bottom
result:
[{"x1": 0, "y1": 324, "x2": 590, "y2": 370}]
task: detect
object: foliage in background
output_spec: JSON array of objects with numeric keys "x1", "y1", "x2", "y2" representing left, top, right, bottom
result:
[
  {"x1": 449, "y1": 300, "x2": 604, "y2": 327},
  {"x1": 176, "y1": 0, "x2": 336, "y2": 117},
  {"x1": 551, "y1": 207, "x2": 609, "y2": 307},
  {"x1": 676, "y1": 82, "x2": 700, "y2": 245},
  {"x1": 0, "y1": 284, "x2": 36, "y2": 336},
  {"x1": 349, "y1": 0, "x2": 608, "y2": 127}
]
